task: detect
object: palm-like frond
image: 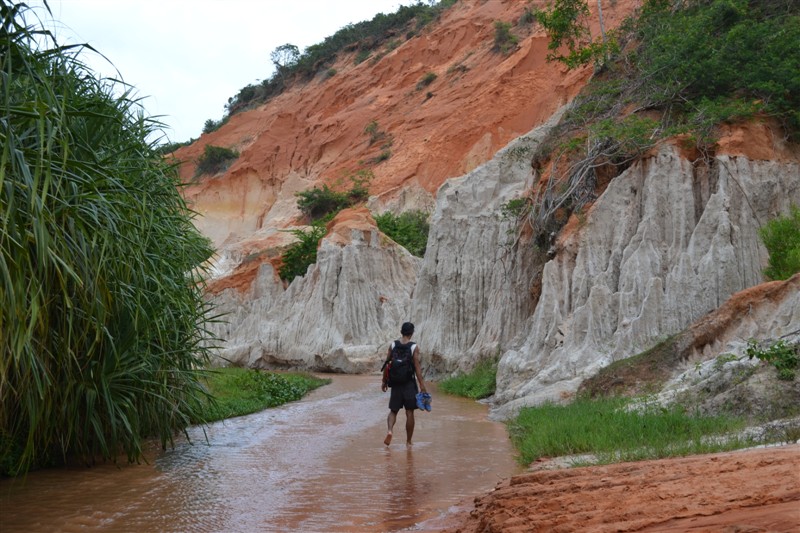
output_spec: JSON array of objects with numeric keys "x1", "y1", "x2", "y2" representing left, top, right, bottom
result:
[{"x1": 0, "y1": 0, "x2": 216, "y2": 474}]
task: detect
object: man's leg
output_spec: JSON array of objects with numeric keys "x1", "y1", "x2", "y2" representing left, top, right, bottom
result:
[
  {"x1": 405, "y1": 408, "x2": 415, "y2": 445},
  {"x1": 385, "y1": 410, "x2": 397, "y2": 445}
]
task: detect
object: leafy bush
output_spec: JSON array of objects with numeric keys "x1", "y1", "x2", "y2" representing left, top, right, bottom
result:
[
  {"x1": 438, "y1": 358, "x2": 498, "y2": 399},
  {"x1": 364, "y1": 119, "x2": 388, "y2": 145},
  {"x1": 747, "y1": 339, "x2": 799, "y2": 381},
  {"x1": 278, "y1": 223, "x2": 328, "y2": 282},
  {"x1": 517, "y1": 0, "x2": 800, "y2": 247},
  {"x1": 635, "y1": 0, "x2": 800, "y2": 138},
  {"x1": 217, "y1": 1, "x2": 459, "y2": 121},
  {"x1": 354, "y1": 49, "x2": 371, "y2": 64},
  {"x1": 154, "y1": 138, "x2": 195, "y2": 156},
  {"x1": 296, "y1": 185, "x2": 352, "y2": 221},
  {"x1": 195, "y1": 144, "x2": 240, "y2": 176},
  {"x1": 375, "y1": 210, "x2": 430, "y2": 257},
  {"x1": 417, "y1": 71, "x2": 438, "y2": 89},
  {"x1": 534, "y1": 0, "x2": 616, "y2": 67},
  {"x1": 203, "y1": 118, "x2": 225, "y2": 134},
  {"x1": 759, "y1": 205, "x2": 800, "y2": 281},
  {"x1": 493, "y1": 20, "x2": 518, "y2": 54},
  {"x1": 0, "y1": 1, "x2": 215, "y2": 475},
  {"x1": 296, "y1": 171, "x2": 373, "y2": 222}
]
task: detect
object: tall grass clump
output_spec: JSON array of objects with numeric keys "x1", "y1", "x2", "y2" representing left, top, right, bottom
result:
[
  {"x1": 509, "y1": 397, "x2": 749, "y2": 465},
  {"x1": 439, "y1": 358, "x2": 498, "y2": 399},
  {"x1": 0, "y1": 3, "x2": 216, "y2": 475}
]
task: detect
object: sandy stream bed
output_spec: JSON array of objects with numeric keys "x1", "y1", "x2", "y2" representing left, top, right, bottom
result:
[{"x1": 426, "y1": 444, "x2": 800, "y2": 533}]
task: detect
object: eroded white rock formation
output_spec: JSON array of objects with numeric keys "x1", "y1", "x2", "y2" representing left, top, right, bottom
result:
[
  {"x1": 488, "y1": 147, "x2": 800, "y2": 418},
  {"x1": 209, "y1": 216, "x2": 421, "y2": 373}
]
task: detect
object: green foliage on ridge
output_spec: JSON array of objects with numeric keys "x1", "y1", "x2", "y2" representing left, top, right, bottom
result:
[
  {"x1": 278, "y1": 223, "x2": 328, "y2": 283},
  {"x1": 195, "y1": 144, "x2": 240, "y2": 177},
  {"x1": 223, "y1": 1, "x2": 458, "y2": 118},
  {"x1": 374, "y1": 210, "x2": 430, "y2": 258},
  {"x1": 514, "y1": 0, "x2": 800, "y2": 246},
  {"x1": 0, "y1": 1, "x2": 216, "y2": 475}
]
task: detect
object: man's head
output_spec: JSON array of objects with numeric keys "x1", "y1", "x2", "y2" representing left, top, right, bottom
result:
[{"x1": 401, "y1": 322, "x2": 415, "y2": 337}]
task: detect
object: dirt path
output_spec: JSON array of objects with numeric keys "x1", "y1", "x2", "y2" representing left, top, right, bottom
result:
[{"x1": 441, "y1": 444, "x2": 800, "y2": 533}]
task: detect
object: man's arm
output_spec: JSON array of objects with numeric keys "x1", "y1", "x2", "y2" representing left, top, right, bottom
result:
[{"x1": 413, "y1": 345, "x2": 426, "y2": 393}]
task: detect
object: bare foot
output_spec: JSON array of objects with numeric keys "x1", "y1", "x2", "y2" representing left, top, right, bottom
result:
[
  {"x1": 384, "y1": 432, "x2": 392, "y2": 446},
  {"x1": 406, "y1": 440, "x2": 413, "y2": 446}
]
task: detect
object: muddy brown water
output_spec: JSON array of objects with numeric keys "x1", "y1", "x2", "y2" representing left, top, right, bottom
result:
[{"x1": 1, "y1": 374, "x2": 520, "y2": 532}]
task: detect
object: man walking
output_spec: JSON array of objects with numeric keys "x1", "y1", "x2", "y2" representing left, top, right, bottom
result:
[{"x1": 382, "y1": 322, "x2": 427, "y2": 446}]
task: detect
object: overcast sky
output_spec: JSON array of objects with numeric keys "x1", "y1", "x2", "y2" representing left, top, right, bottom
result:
[{"x1": 40, "y1": 1, "x2": 414, "y2": 143}]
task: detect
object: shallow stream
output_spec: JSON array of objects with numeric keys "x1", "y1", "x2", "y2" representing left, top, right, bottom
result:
[{"x1": 1, "y1": 374, "x2": 520, "y2": 532}]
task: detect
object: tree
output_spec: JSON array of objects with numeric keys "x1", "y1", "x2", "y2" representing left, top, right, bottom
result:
[
  {"x1": 270, "y1": 43, "x2": 300, "y2": 79},
  {"x1": 535, "y1": 0, "x2": 612, "y2": 69}
]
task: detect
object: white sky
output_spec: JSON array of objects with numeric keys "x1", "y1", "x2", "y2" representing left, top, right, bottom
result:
[{"x1": 39, "y1": 1, "x2": 415, "y2": 143}]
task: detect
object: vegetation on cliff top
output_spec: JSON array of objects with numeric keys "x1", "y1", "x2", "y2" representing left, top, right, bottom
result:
[
  {"x1": 513, "y1": 0, "x2": 799, "y2": 247},
  {"x1": 0, "y1": 2, "x2": 217, "y2": 476},
  {"x1": 217, "y1": 0, "x2": 458, "y2": 121}
]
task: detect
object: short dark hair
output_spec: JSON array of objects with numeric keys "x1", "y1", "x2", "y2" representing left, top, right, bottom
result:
[{"x1": 401, "y1": 322, "x2": 415, "y2": 336}]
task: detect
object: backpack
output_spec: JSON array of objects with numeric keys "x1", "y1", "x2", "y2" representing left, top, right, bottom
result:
[{"x1": 386, "y1": 340, "x2": 416, "y2": 387}]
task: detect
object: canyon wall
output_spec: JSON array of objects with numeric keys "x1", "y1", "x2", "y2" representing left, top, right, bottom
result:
[
  {"x1": 182, "y1": 0, "x2": 799, "y2": 417},
  {"x1": 489, "y1": 144, "x2": 800, "y2": 417}
]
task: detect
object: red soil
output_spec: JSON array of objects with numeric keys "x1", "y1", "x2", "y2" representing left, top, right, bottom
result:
[{"x1": 441, "y1": 445, "x2": 800, "y2": 533}]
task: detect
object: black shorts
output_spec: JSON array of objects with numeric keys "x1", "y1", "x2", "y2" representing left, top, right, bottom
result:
[{"x1": 389, "y1": 380, "x2": 418, "y2": 412}]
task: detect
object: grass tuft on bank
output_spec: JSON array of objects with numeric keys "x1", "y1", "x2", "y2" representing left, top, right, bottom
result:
[
  {"x1": 438, "y1": 358, "x2": 498, "y2": 399},
  {"x1": 508, "y1": 396, "x2": 753, "y2": 466},
  {"x1": 193, "y1": 368, "x2": 330, "y2": 424}
]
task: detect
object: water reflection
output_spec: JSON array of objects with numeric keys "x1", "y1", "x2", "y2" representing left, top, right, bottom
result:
[{"x1": 1, "y1": 374, "x2": 520, "y2": 532}]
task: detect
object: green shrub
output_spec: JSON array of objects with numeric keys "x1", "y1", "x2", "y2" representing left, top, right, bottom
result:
[
  {"x1": 500, "y1": 197, "x2": 532, "y2": 221},
  {"x1": 354, "y1": 49, "x2": 371, "y2": 64},
  {"x1": 439, "y1": 358, "x2": 498, "y2": 399},
  {"x1": 520, "y1": 0, "x2": 800, "y2": 244},
  {"x1": 278, "y1": 223, "x2": 328, "y2": 282},
  {"x1": 203, "y1": 118, "x2": 224, "y2": 134},
  {"x1": 296, "y1": 171, "x2": 373, "y2": 222},
  {"x1": 374, "y1": 210, "x2": 430, "y2": 257},
  {"x1": 534, "y1": 0, "x2": 616, "y2": 67},
  {"x1": 759, "y1": 205, "x2": 800, "y2": 281},
  {"x1": 371, "y1": 149, "x2": 392, "y2": 164},
  {"x1": 296, "y1": 185, "x2": 351, "y2": 221},
  {"x1": 746, "y1": 339, "x2": 799, "y2": 381},
  {"x1": 417, "y1": 71, "x2": 438, "y2": 89},
  {"x1": 493, "y1": 21, "x2": 519, "y2": 54},
  {"x1": 519, "y1": 7, "x2": 536, "y2": 25},
  {"x1": 154, "y1": 138, "x2": 195, "y2": 156},
  {"x1": 635, "y1": 0, "x2": 800, "y2": 139},
  {"x1": 220, "y1": 2, "x2": 459, "y2": 119},
  {"x1": 364, "y1": 119, "x2": 388, "y2": 145},
  {"x1": 0, "y1": 1, "x2": 216, "y2": 475},
  {"x1": 195, "y1": 144, "x2": 239, "y2": 176}
]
